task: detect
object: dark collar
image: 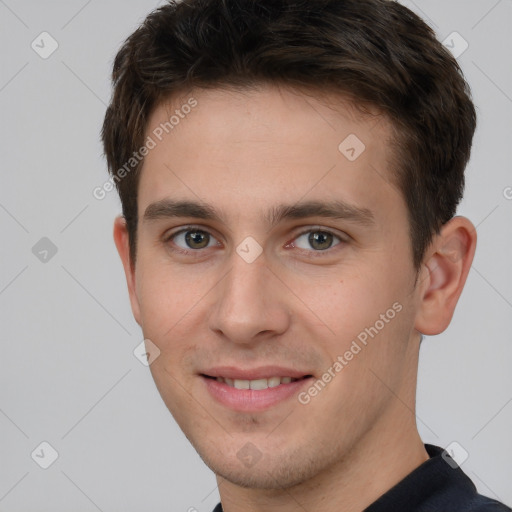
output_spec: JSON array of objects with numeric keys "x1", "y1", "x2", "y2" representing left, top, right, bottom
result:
[{"x1": 365, "y1": 444, "x2": 476, "y2": 511}]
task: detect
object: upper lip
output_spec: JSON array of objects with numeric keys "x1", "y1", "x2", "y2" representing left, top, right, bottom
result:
[{"x1": 201, "y1": 366, "x2": 312, "y2": 380}]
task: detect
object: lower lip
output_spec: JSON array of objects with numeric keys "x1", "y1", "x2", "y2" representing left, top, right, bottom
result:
[{"x1": 202, "y1": 376, "x2": 312, "y2": 412}]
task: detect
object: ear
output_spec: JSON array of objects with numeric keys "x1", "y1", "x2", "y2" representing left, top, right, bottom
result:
[
  {"x1": 113, "y1": 216, "x2": 141, "y2": 326},
  {"x1": 414, "y1": 216, "x2": 477, "y2": 335}
]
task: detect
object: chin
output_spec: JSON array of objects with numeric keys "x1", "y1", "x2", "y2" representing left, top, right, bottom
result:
[{"x1": 194, "y1": 442, "x2": 327, "y2": 490}]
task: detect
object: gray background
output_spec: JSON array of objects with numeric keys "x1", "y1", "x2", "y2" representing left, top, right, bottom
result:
[{"x1": 0, "y1": 0, "x2": 511, "y2": 510}]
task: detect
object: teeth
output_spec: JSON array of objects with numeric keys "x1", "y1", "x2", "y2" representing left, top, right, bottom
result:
[
  {"x1": 250, "y1": 379, "x2": 268, "y2": 390},
  {"x1": 234, "y1": 379, "x2": 250, "y2": 389},
  {"x1": 215, "y1": 376, "x2": 299, "y2": 390},
  {"x1": 267, "y1": 376, "x2": 281, "y2": 388}
]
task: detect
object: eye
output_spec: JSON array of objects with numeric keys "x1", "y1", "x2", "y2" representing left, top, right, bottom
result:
[
  {"x1": 166, "y1": 227, "x2": 220, "y2": 253},
  {"x1": 290, "y1": 229, "x2": 343, "y2": 252}
]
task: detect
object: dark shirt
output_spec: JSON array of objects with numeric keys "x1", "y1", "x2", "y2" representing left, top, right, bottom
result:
[{"x1": 212, "y1": 444, "x2": 511, "y2": 511}]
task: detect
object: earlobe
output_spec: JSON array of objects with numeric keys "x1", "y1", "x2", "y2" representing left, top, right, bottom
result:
[
  {"x1": 414, "y1": 216, "x2": 477, "y2": 336},
  {"x1": 113, "y1": 216, "x2": 141, "y2": 326}
]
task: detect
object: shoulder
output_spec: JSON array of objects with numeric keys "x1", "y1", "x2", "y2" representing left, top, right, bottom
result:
[{"x1": 423, "y1": 444, "x2": 511, "y2": 512}]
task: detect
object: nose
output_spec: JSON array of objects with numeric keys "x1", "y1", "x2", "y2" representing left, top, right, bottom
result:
[{"x1": 208, "y1": 252, "x2": 291, "y2": 345}]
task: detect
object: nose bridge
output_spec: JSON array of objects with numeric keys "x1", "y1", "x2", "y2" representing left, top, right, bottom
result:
[
  {"x1": 208, "y1": 250, "x2": 289, "y2": 343},
  {"x1": 222, "y1": 252, "x2": 271, "y2": 317}
]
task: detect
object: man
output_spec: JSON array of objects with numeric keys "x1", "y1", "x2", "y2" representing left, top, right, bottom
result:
[{"x1": 101, "y1": 0, "x2": 511, "y2": 510}]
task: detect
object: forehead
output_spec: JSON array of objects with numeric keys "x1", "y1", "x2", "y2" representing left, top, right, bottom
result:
[{"x1": 138, "y1": 84, "x2": 402, "y2": 227}]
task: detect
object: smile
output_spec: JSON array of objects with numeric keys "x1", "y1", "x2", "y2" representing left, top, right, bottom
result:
[{"x1": 201, "y1": 372, "x2": 313, "y2": 412}]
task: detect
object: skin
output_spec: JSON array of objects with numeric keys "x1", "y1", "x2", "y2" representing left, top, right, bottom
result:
[{"x1": 114, "y1": 84, "x2": 477, "y2": 512}]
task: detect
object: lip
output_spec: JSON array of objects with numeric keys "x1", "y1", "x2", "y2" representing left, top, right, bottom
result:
[
  {"x1": 200, "y1": 366, "x2": 312, "y2": 380},
  {"x1": 200, "y1": 368, "x2": 314, "y2": 412}
]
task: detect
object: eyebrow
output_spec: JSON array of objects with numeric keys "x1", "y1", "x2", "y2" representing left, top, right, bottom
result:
[{"x1": 143, "y1": 198, "x2": 375, "y2": 228}]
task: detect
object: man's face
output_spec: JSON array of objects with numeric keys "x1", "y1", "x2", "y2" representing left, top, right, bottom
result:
[{"x1": 124, "y1": 85, "x2": 426, "y2": 488}]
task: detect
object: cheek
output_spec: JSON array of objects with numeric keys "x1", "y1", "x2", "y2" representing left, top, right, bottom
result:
[
  {"x1": 136, "y1": 254, "x2": 209, "y2": 335},
  {"x1": 298, "y1": 268, "x2": 400, "y2": 339},
  {"x1": 298, "y1": 260, "x2": 416, "y2": 395}
]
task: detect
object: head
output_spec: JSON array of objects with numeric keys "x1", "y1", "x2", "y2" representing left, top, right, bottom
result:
[{"x1": 102, "y1": 0, "x2": 477, "y2": 493}]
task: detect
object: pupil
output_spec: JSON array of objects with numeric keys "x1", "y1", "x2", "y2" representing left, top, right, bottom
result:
[
  {"x1": 309, "y1": 231, "x2": 332, "y2": 250},
  {"x1": 186, "y1": 230, "x2": 209, "y2": 249}
]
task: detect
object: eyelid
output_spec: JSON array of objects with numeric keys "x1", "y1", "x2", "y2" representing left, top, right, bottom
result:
[
  {"x1": 291, "y1": 225, "x2": 348, "y2": 242},
  {"x1": 164, "y1": 224, "x2": 218, "y2": 241}
]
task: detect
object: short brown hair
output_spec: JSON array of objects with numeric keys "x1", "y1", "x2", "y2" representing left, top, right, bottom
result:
[{"x1": 101, "y1": 0, "x2": 476, "y2": 270}]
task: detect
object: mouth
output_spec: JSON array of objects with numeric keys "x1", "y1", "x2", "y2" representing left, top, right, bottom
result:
[{"x1": 200, "y1": 369, "x2": 314, "y2": 412}]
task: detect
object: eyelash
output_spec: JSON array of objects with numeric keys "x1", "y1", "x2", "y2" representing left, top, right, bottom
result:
[{"x1": 163, "y1": 225, "x2": 346, "y2": 258}]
